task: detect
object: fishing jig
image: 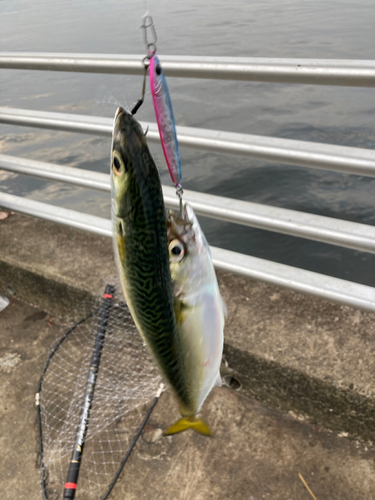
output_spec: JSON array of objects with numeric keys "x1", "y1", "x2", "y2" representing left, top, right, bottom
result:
[{"x1": 141, "y1": 15, "x2": 184, "y2": 213}]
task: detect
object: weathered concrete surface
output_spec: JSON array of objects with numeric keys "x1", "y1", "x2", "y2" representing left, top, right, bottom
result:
[
  {"x1": 1, "y1": 299, "x2": 375, "y2": 500},
  {"x1": 1, "y1": 212, "x2": 375, "y2": 443},
  {"x1": 0, "y1": 212, "x2": 114, "y2": 315},
  {"x1": 0, "y1": 299, "x2": 61, "y2": 500},
  {"x1": 220, "y1": 272, "x2": 375, "y2": 443}
]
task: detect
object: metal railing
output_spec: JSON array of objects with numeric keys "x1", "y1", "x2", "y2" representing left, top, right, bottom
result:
[
  {"x1": 1, "y1": 107, "x2": 375, "y2": 177},
  {"x1": 1, "y1": 53, "x2": 375, "y2": 311},
  {"x1": 1, "y1": 53, "x2": 375, "y2": 87},
  {"x1": 2, "y1": 191, "x2": 375, "y2": 312},
  {"x1": 1, "y1": 154, "x2": 375, "y2": 254}
]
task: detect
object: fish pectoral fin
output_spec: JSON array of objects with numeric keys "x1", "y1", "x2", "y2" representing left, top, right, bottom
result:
[
  {"x1": 173, "y1": 298, "x2": 190, "y2": 324},
  {"x1": 163, "y1": 417, "x2": 211, "y2": 437}
]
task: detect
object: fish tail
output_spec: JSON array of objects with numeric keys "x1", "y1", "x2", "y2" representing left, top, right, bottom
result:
[{"x1": 163, "y1": 416, "x2": 211, "y2": 437}]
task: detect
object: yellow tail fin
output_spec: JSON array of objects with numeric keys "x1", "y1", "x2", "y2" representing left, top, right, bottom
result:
[{"x1": 163, "y1": 416, "x2": 211, "y2": 437}]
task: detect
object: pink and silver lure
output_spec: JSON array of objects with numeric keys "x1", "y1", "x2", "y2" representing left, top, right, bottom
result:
[{"x1": 149, "y1": 55, "x2": 182, "y2": 188}]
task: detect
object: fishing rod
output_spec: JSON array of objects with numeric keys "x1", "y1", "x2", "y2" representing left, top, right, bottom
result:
[{"x1": 63, "y1": 284, "x2": 115, "y2": 500}]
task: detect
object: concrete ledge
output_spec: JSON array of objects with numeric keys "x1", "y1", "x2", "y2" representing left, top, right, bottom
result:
[
  {"x1": 0, "y1": 211, "x2": 115, "y2": 314},
  {"x1": 225, "y1": 345, "x2": 375, "y2": 442},
  {"x1": 1, "y1": 212, "x2": 375, "y2": 442}
]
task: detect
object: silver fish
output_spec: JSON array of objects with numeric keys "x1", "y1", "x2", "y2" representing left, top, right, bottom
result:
[{"x1": 165, "y1": 203, "x2": 226, "y2": 435}]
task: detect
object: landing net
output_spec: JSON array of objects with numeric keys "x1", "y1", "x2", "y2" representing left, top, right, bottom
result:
[{"x1": 37, "y1": 286, "x2": 162, "y2": 500}]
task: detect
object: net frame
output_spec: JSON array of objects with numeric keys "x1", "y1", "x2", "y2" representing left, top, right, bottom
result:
[{"x1": 36, "y1": 285, "x2": 164, "y2": 500}]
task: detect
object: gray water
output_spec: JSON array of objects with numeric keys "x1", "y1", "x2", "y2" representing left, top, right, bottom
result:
[{"x1": 1, "y1": 0, "x2": 375, "y2": 286}]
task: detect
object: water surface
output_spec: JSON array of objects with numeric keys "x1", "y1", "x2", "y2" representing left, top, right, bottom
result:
[{"x1": 1, "y1": 0, "x2": 375, "y2": 286}]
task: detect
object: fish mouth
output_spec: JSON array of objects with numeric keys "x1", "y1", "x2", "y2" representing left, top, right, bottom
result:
[
  {"x1": 115, "y1": 107, "x2": 125, "y2": 120},
  {"x1": 167, "y1": 205, "x2": 193, "y2": 240}
]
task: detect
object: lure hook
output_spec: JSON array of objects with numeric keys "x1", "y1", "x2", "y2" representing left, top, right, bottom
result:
[
  {"x1": 132, "y1": 15, "x2": 156, "y2": 117},
  {"x1": 141, "y1": 15, "x2": 157, "y2": 59},
  {"x1": 130, "y1": 57, "x2": 149, "y2": 116}
]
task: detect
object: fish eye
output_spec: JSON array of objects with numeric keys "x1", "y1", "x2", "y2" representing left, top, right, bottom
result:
[
  {"x1": 155, "y1": 64, "x2": 162, "y2": 75},
  {"x1": 112, "y1": 150, "x2": 126, "y2": 176},
  {"x1": 169, "y1": 239, "x2": 185, "y2": 262}
]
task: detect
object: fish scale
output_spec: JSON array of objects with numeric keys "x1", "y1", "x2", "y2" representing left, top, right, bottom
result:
[{"x1": 111, "y1": 108, "x2": 194, "y2": 410}]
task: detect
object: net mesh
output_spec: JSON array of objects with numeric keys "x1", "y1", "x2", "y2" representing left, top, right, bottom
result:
[{"x1": 38, "y1": 287, "x2": 162, "y2": 500}]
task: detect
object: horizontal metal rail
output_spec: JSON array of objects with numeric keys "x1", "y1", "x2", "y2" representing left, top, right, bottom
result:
[
  {"x1": 1, "y1": 53, "x2": 375, "y2": 87},
  {"x1": 1, "y1": 108, "x2": 375, "y2": 178},
  {"x1": 0, "y1": 192, "x2": 111, "y2": 237},
  {"x1": 0, "y1": 155, "x2": 110, "y2": 191},
  {"x1": 1, "y1": 192, "x2": 375, "y2": 312},
  {"x1": 2, "y1": 154, "x2": 375, "y2": 254}
]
